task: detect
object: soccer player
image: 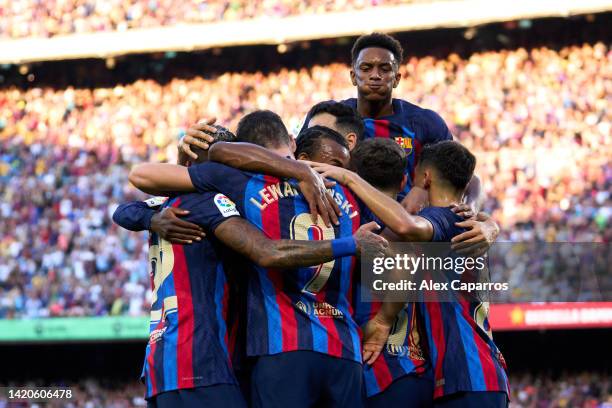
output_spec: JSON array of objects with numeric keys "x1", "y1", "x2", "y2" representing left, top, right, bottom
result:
[
  {"x1": 309, "y1": 139, "x2": 510, "y2": 408},
  {"x1": 295, "y1": 125, "x2": 351, "y2": 168},
  {"x1": 115, "y1": 123, "x2": 388, "y2": 408},
  {"x1": 127, "y1": 112, "x2": 394, "y2": 408}
]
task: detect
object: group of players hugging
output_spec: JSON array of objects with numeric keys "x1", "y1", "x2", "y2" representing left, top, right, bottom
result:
[{"x1": 113, "y1": 33, "x2": 510, "y2": 408}]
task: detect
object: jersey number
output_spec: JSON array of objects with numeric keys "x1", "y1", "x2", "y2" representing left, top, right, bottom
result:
[
  {"x1": 290, "y1": 213, "x2": 336, "y2": 295},
  {"x1": 148, "y1": 238, "x2": 177, "y2": 323}
]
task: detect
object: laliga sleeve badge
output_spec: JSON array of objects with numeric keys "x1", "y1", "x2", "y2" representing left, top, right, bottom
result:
[
  {"x1": 214, "y1": 194, "x2": 240, "y2": 217},
  {"x1": 144, "y1": 196, "x2": 169, "y2": 208}
]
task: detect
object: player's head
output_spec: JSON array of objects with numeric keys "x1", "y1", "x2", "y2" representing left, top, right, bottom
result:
[
  {"x1": 350, "y1": 33, "x2": 403, "y2": 101},
  {"x1": 179, "y1": 125, "x2": 236, "y2": 166},
  {"x1": 236, "y1": 110, "x2": 295, "y2": 157},
  {"x1": 295, "y1": 125, "x2": 351, "y2": 168},
  {"x1": 350, "y1": 138, "x2": 407, "y2": 196},
  {"x1": 414, "y1": 141, "x2": 476, "y2": 196},
  {"x1": 304, "y1": 101, "x2": 364, "y2": 150}
]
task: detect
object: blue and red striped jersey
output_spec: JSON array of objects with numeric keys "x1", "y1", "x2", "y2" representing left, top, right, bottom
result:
[
  {"x1": 141, "y1": 194, "x2": 239, "y2": 398},
  {"x1": 188, "y1": 162, "x2": 364, "y2": 363},
  {"x1": 354, "y1": 299, "x2": 429, "y2": 397},
  {"x1": 350, "y1": 196, "x2": 431, "y2": 397},
  {"x1": 341, "y1": 98, "x2": 452, "y2": 198},
  {"x1": 417, "y1": 206, "x2": 510, "y2": 399}
]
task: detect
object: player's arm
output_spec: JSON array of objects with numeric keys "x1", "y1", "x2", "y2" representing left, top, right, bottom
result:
[
  {"x1": 307, "y1": 162, "x2": 434, "y2": 241},
  {"x1": 112, "y1": 200, "x2": 160, "y2": 232},
  {"x1": 129, "y1": 164, "x2": 195, "y2": 195},
  {"x1": 208, "y1": 141, "x2": 341, "y2": 226},
  {"x1": 214, "y1": 218, "x2": 388, "y2": 269}
]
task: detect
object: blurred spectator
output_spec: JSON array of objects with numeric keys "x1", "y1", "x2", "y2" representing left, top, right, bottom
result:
[
  {"x1": 0, "y1": 40, "x2": 609, "y2": 318},
  {"x1": 0, "y1": 0, "x2": 424, "y2": 39},
  {"x1": 510, "y1": 372, "x2": 612, "y2": 408},
  {"x1": 0, "y1": 372, "x2": 609, "y2": 407}
]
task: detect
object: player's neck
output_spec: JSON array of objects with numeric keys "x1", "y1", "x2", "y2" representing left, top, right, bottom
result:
[
  {"x1": 357, "y1": 96, "x2": 393, "y2": 118},
  {"x1": 428, "y1": 186, "x2": 462, "y2": 208},
  {"x1": 380, "y1": 188, "x2": 398, "y2": 200}
]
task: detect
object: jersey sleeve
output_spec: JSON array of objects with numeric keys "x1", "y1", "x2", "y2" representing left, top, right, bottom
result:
[
  {"x1": 112, "y1": 197, "x2": 167, "y2": 231},
  {"x1": 181, "y1": 191, "x2": 242, "y2": 233},
  {"x1": 420, "y1": 109, "x2": 453, "y2": 144},
  {"x1": 417, "y1": 207, "x2": 451, "y2": 242}
]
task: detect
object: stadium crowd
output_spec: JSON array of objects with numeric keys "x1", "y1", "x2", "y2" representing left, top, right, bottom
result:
[
  {"x1": 1, "y1": 373, "x2": 609, "y2": 407},
  {"x1": 0, "y1": 0, "x2": 421, "y2": 39},
  {"x1": 0, "y1": 39, "x2": 610, "y2": 318}
]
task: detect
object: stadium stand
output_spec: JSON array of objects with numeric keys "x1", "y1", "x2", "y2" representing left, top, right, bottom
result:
[
  {"x1": 0, "y1": 15, "x2": 609, "y2": 319},
  {"x1": 0, "y1": 0, "x2": 420, "y2": 39},
  {"x1": 0, "y1": 372, "x2": 609, "y2": 407}
]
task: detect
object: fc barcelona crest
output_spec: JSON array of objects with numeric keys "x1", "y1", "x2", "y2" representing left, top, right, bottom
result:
[{"x1": 395, "y1": 136, "x2": 413, "y2": 154}]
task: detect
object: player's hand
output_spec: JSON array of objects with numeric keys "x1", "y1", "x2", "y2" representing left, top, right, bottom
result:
[
  {"x1": 304, "y1": 161, "x2": 353, "y2": 186},
  {"x1": 362, "y1": 312, "x2": 393, "y2": 365},
  {"x1": 354, "y1": 222, "x2": 389, "y2": 258},
  {"x1": 179, "y1": 118, "x2": 217, "y2": 160},
  {"x1": 400, "y1": 187, "x2": 428, "y2": 214},
  {"x1": 450, "y1": 203, "x2": 475, "y2": 219},
  {"x1": 151, "y1": 207, "x2": 206, "y2": 244},
  {"x1": 297, "y1": 165, "x2": 342, "y2": 227},
  {"x1": 451, "y1": 212, "x2": 499, "y2": 257}
]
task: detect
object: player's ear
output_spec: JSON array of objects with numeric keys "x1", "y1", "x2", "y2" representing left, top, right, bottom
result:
[
  {"x1": 350, "y1": 68, "x2": 357, "y2": 86},
  {"x1": 400, "y1": 174, "x2": 408, "y2": 192},
  {"x1": 393, "y1": 69, "x2": 401, "y2": 88},
  {"x1": 297, "y1": 152, "x2": 310, "y2": 161},
  {"x1": 290, "y1": 137, "x2": 297, "y2": 154},
  {"x1": 423, "y1": 169, "x2": 433, "y2": 190},
  {"x1": 346, "y1": 133, "x2": 357, "y2": 151}
]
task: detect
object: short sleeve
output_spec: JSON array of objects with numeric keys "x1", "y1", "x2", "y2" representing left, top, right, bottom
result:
[
  {"x1": 182, "y1": 191, "x2": 242, "y2": 233},
  {"x1": 417, "y1": 207, "x2": 450, "y2": 242}
]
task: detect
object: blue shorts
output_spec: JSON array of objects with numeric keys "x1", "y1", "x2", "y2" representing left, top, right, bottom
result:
[
  {"x1": 251, "y1": 350, "x2": 364, "y2": 408},
  {"x1": 146, "y1": 384, "x2": 247, "y2": 408},
  {"x1": 366, "y1": 374, "x2": 434, "y2": 408},
  {"x1": 434, "y1": 391, "x2": 508, "y2": 408}
]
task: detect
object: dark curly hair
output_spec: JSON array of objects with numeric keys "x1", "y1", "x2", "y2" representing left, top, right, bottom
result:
[
  {"x1": 419, "y1": 141, "x2": 476, "y2": 191},
  {"x1": 351, "y1": 32, "x2": 404, "y2": 67}
]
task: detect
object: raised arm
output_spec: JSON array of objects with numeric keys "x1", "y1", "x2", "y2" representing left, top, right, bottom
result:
[
  {"x1": 214, "y1": 218, "x2": 388, "y2": 269},
  {"x1": 113, "y1": 200, "x2": 159, "y2": 232},
  {"x1": 128, "y1": 164, "x2": 195, "y2": 195}
]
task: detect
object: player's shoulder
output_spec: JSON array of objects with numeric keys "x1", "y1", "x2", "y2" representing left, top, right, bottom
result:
[
  {"x1": 418, "y1": 206, "x2": 458, "y2": 220},
  {"x1": 394, "y1": 99, "x2": 445, "y2": 124},
  {"x1": 394, "y1": 99, "x2": 451, "y2": 141},
  {"x1": 417, "y1": 206, "x2": 464, "y2": 242},
  {"x1": 340, "y1": 98, "x2": 357, "y2": 109}
]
